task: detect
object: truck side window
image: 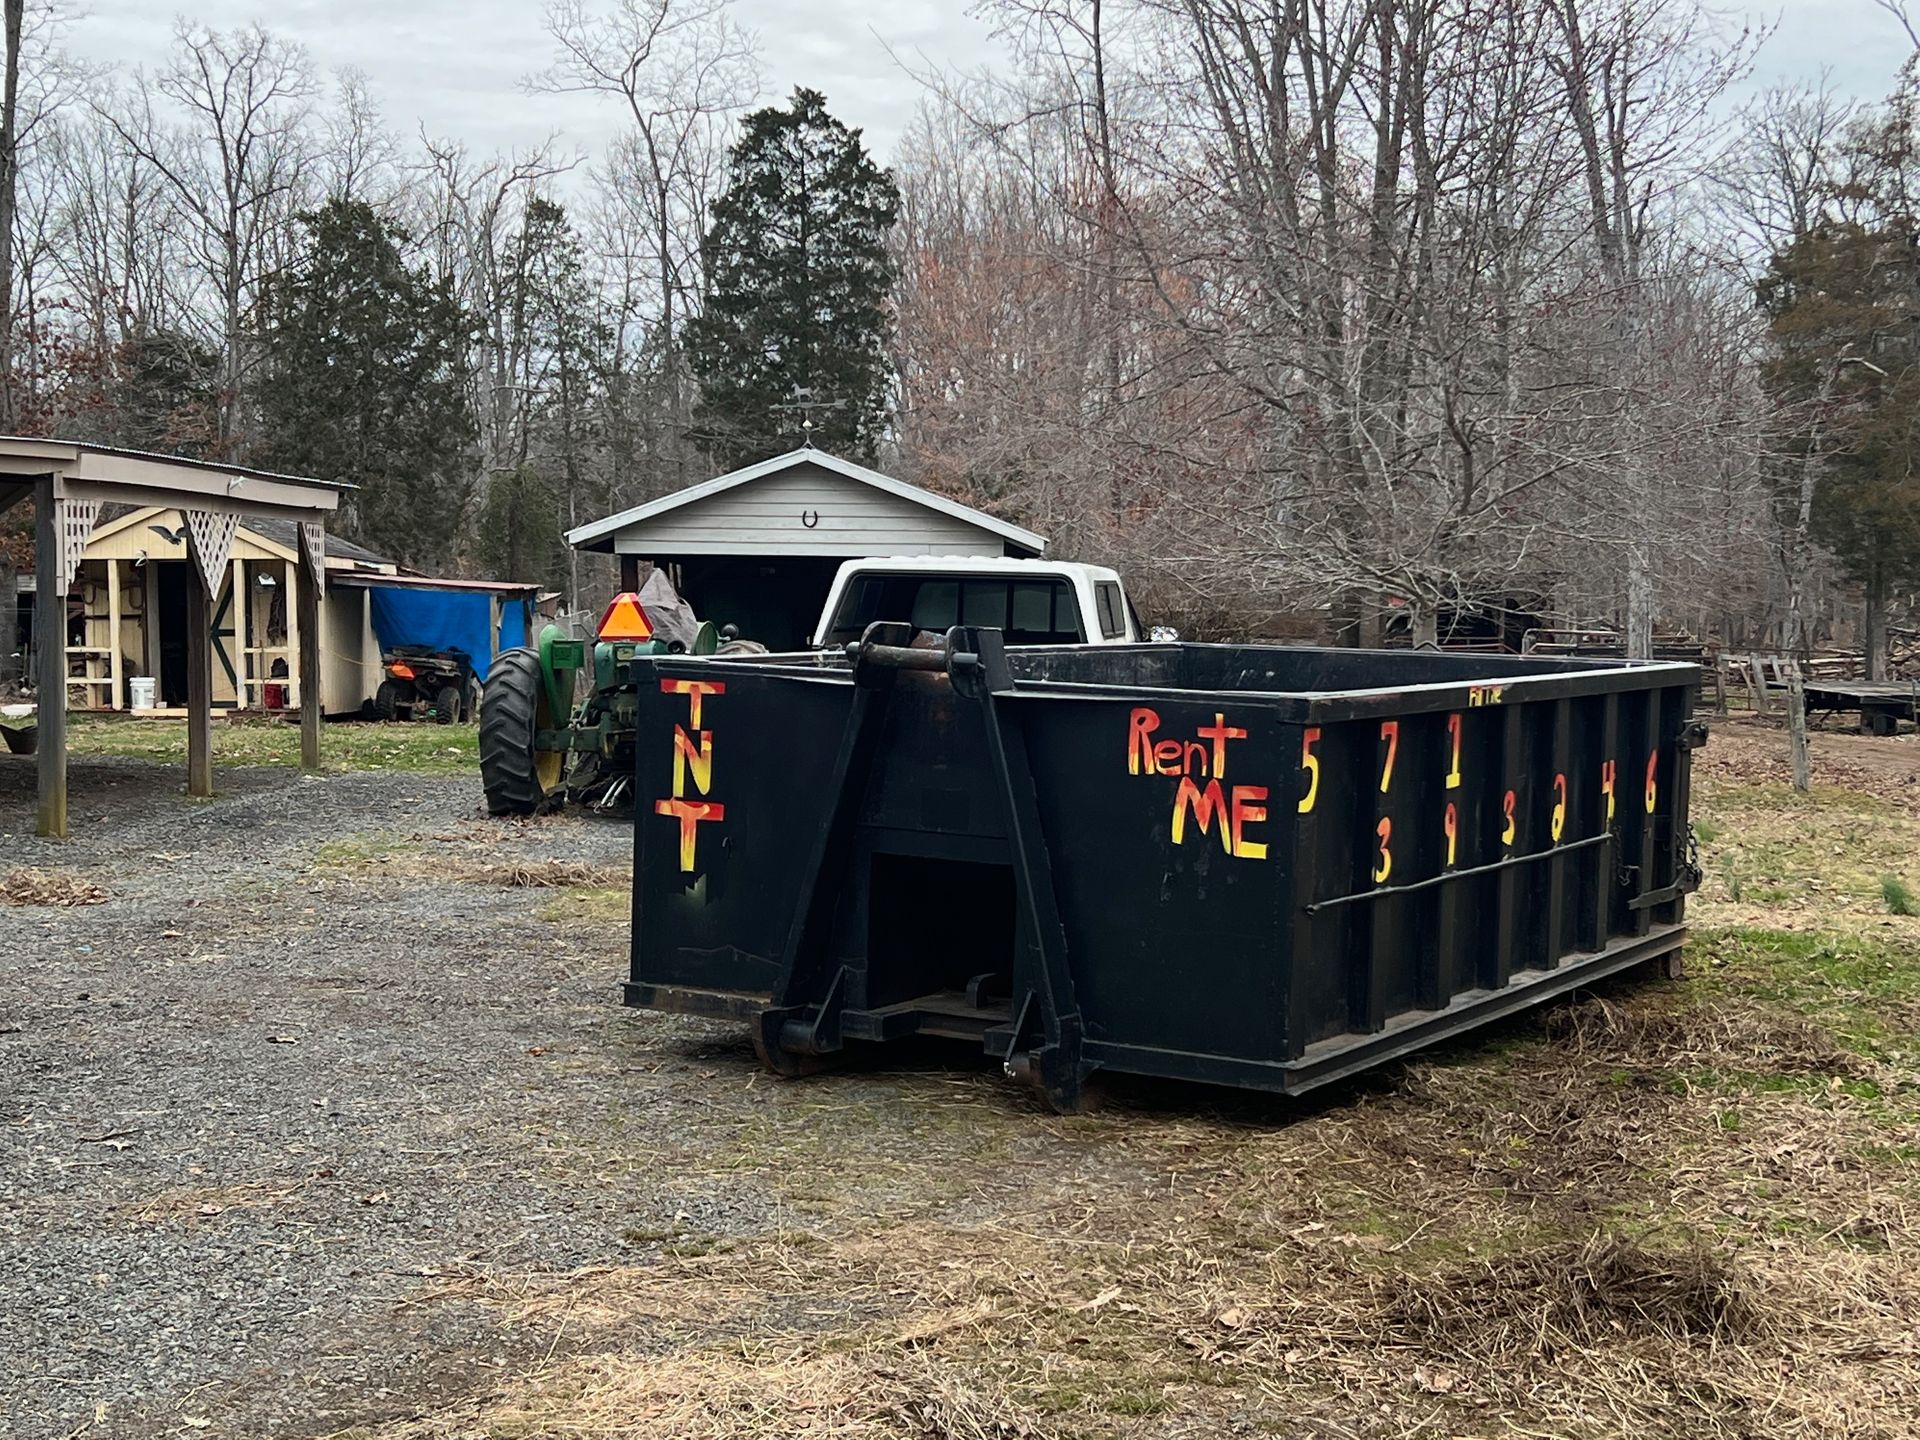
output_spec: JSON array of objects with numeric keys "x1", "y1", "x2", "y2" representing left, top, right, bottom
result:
[
  {"x1": 909, "y1": 580, "x2": 960, "y2": 632},
  {"x1": 1095, "y1": 582, "x2": 1126, "y2": 639},
  {"x1": 961, "y1": 580, "x2": 1008, "y2": 628},
  {"x1": 1050, "y1": 584, "x2": 1084, "y2": 642},
  {"x1": 1010, "y1": 582, "x2": 1052, "y2": 634}
]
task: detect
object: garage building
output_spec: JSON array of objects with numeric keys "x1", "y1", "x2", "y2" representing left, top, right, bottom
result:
[{"x1": 565, "y1": 448, "x2": 1045, "y2": 650}]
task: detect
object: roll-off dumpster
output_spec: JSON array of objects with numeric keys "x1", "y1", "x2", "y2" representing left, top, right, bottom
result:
[{"x1": 626, "y1": 626, "x2": 1704, "y2": 1109}]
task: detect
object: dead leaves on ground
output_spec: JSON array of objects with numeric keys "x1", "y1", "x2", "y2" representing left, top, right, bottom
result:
[{"x1": 2, "y1": 866, "x2": 108, "y2": 907}]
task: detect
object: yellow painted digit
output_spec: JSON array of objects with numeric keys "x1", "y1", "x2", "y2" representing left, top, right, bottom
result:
[
  {"x1": 1502, "y1": 788, "x2": 1516, "y2": 846},
  {"x1": 1379, "y1": 720, "x2": 1399, "y2": 793},
  {"x1": 1298, "y1": 726, "x2": 1321, "y2": 814},
  {"x1": 1645, "y1": 750, "x2": 1658, "y2": 814},
  {"x1": 1601, "y1": 759, "x2": 1616, "y2": 824},
  {"x1": 1445, "y1": 712, "x2": 1462, "y2": 789},
  {"x1": 1373, "y1": 816, "x2": 1393, "y2": 884},
  {"x1": 1550, "y1": 773, "x2": 1567, "y2": 842},
  {"x1": 1443, "y1": 801, "x2": 1458, "y2": 867}
]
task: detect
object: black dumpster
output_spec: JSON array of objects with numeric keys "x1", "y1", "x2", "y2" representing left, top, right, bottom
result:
[{"x1": 626, "y1": 627, "x2": 1704, "y2": 1109}]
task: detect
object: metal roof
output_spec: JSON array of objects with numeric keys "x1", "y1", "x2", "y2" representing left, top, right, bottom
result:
[
  {"x1": 565, "y1": 447, "x2": 1046, "y2": 556},
  {"x1": 330, "y1": 572, "x2": 540, "y2": 596}
]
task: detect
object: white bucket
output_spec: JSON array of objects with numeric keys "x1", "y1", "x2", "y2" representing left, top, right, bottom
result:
[{"x1": 129, "y1": 676, "x2": 157, "y2": 710}]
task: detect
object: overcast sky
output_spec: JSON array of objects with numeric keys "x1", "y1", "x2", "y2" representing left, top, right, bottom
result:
[{"x1": 55, "y1": 0, "x2": 1920, "y2": 168}]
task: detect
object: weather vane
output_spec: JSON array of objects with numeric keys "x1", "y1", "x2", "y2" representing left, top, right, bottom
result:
[{"x1": 770, "y1": 387, "x2": 845, "y2": 447}]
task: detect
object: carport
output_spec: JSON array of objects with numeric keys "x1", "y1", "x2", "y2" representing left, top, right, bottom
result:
[{"x1": 0, "y1": 438, "x2": 342, "y2": 837}]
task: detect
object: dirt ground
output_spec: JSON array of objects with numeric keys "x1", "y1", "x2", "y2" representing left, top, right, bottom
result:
[{"x1": 2, "y1": 720, "x2": 1918, "y2": 1440}]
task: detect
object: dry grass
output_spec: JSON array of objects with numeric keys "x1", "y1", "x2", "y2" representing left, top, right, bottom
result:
[
  {"x1": 125, "y1": 1178, "x2": 314, "y2": 1225},
  {"x1": 460, "y1": 860, "x2": 628, "y2": 889},
  {"x1": 1, "y1": 866, "x2": 108, "y2": 907},
  {"x1": 308, "y1": 832, "x2": 628, "y2": 893},
  {"x1": 326, "y1": 718, "x2": 1920, "y2": 1440}
]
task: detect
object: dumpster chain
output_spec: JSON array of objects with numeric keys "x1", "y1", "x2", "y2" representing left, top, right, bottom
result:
[{"x1": 1679, "y1": 823, "x2": 1703, "y2": 895}]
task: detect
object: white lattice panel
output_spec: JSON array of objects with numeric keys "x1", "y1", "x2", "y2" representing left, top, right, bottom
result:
[
  {"x1": 299, "y1": 521, "x2": 327, "y2": 586},
  {"x1": 56, "y1": 500, "x2": 101, "y2": 597},
  {"x1": 185, "y1": 509, "x2": 240, "y2": 596}
]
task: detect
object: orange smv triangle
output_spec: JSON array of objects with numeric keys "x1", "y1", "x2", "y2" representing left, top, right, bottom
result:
[{"x1": 597, "y1": 592, "x2": 653, "y2": 642}]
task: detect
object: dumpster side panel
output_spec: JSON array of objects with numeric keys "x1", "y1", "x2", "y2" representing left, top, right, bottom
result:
[
  {"x1": 1019, "y1": 694, "x2": 1290, "y2": 1065},
  {"x1": 1279, "y1": 677, "x2": 1698, "y2": 1063},
  {"x1": 629, "y1": 663, "x2": 853, "y2": 997}
]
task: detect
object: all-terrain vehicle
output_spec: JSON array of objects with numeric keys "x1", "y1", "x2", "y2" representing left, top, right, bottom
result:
[{"x1": 371, "y1": 645, "x2": 477, "y2": 724}]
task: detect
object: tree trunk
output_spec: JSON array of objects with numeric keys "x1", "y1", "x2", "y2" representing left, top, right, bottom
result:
[
  {"x1": 0, "y1": 550, "x2": 14, "y2": 692},
  {"x1": 1412, "y1": 605, "x2": 1439, "y2": 648},
  {"x1": 1626, "y1": 537, "x2": 1654, "y2": 660},
  {"x1": 1865, "y1": 561, "x2": 1888, "y2": 682},
  {"x1": 0, "y1": 0, "x2": 24, "y2": 433}
]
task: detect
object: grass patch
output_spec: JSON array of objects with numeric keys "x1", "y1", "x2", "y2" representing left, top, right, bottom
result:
[
  {"x1": 310, "y1": 833, "x2": 422, "y2": 870},
  {"x1": 1687, "y1": 925, "x2": 1920, "y2": 1060},
  {"x1": 1884, "y1": 872, "x2": 1918, "y2": 917},
  {"x1": 535, "y1": 885, "x2": 629, "y2": 925},
  {"x1": 64, "y1": 714, "x2": 479, "y2": 775}
]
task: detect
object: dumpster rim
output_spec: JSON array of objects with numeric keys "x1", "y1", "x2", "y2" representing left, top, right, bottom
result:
[{"x1": 633, "y1": 644, "x2": 1701, "y2": 722}]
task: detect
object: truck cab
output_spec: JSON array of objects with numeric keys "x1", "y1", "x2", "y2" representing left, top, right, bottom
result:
[{"x1": 812, "y1": 556, "x2": 1139, "y2": 649}]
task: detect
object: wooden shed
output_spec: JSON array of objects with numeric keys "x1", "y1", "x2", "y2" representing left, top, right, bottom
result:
[
  {"x1": 565, "y1": 448, "x2": 1045, "y2": 649},
  {"x1": 69, "y1": 506, "x2": 396, "y2": 715}
]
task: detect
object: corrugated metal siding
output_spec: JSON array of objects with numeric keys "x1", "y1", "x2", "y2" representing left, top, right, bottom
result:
[{"x1": 611, "y1": 462, "x2": 1008, "y2": 557}]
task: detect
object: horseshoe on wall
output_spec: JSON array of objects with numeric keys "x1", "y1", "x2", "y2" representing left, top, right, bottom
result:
[{"x1": 801, "y1": 509, "x2": 819, "y2": 528}]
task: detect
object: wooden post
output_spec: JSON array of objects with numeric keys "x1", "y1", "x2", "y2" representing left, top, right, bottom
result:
[
  {"x1": 298, "y1": 559, "x2": 321, "y2": 771},
  {"x1": 186, "y1": 574, "x2": 212, "y2": 797},
  {"x1": 229, "y1": 555, "x2": 245, "y2": 707},
  {"x1": 34, "y1": 477, "x2": 67, "y2": 838},
  {"x1": 282, "y1": 558, "x2": 299, "y2": 708},
  {"x1": 106, "y1": 559, "x2": 123, "y2": 711},
  {"x1": 620, "y1": 553, "x2": 640, "y2": 591},
  {"x1": 1788, "y1": 662, "x2": 1811, "y2": 794}
]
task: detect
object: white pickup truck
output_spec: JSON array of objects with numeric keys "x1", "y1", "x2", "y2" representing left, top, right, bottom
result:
[{"x1": 810, "y1": 556, "x2": 1143, "y2": 649}]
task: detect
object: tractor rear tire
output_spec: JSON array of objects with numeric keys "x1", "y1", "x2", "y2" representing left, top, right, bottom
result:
[
  {"x1": 480, "y1": 648, "x2": 565, "y2": 817},
  {"x1": 373, "y1": 679, "x2": 402, "y2": 721}
]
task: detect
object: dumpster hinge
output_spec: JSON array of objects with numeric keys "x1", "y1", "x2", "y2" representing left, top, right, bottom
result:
[{"x1": 760, "y1": 965, "x2": 851, "y2": 1070}]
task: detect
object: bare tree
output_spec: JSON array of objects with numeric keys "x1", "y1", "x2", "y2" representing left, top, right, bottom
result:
[
  {"x1": 99, "y1": 23, "x2": 316, "y2": 454},
  {"x1": 532, "y1": 0, "x2": 760, "y2": 486}
]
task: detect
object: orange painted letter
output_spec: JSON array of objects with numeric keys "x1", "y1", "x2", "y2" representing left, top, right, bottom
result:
[
  {"x1": 1170, "y1": 777, "x2": 1231, "y2": 851},
  {"x1": 672, "y1": 726, "x2": 713, "y2": 797},
  {"x1": 1231, "y1": 785, "x2": 1269, "y2": 859},
  {"x1": 1128, "y1": 707, "x2": 1160, "y2": 774},
  {"x1": 655, "y1": 798, "x2": 726, "y2": 872},
  {"x1": 661, "y1": 678, "x2": 725, "y2": 728}
]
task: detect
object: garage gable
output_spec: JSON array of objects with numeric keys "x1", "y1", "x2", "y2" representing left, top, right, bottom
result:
[{"x1": 565, "y1": 449, "x2": 1045, "y2": 559}]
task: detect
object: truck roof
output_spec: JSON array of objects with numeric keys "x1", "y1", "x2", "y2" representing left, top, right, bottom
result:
[{"x1": 838, "y1": 555, "x2": 1124, "y2": 584}]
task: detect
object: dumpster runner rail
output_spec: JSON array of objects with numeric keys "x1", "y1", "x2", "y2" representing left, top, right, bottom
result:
[{"x1": 625, "y1": 625, "x2": 1704, "y2": 1110}]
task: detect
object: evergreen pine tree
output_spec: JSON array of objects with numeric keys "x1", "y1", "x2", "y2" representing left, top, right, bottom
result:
[
  {"x1": 1760, "y1": 219, "x2": 1920, "y2": 672},
  {"x1": 259, "y1": 199, "x2": 476, "y2": 568},
  {"x1": 686, "y1": 88, "x2": 899, "y2": 468}
]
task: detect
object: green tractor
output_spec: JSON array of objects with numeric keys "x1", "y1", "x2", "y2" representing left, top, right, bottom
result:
[{"x1": 479, "y1": 592, "x2": 741, "y2": 816}]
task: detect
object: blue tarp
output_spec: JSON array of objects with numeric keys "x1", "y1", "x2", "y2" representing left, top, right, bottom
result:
[{"x1": 366, "y1": 585, "x2": 531, "y2": 682}]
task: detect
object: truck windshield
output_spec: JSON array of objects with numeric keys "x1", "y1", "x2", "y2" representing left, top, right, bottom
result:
[{"x1": 825, "y1": 574, "x2": 1085, "y2": 646}]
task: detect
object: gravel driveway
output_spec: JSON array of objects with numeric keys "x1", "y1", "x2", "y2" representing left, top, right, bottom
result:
[{"x1": 0, "y1": 755, "x2": 777, "y2": 1440}]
